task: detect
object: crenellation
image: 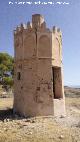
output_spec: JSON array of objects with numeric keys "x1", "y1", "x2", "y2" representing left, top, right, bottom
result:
[
  {"x1": 20, "y1": 23, "x2": 24, "y2": 30},
  {"x1": 27, "y1": 21, "x2": 32, "y2": 29},
  {"x1": 16, "y1": 26, "x2": 21, "y2": 32},
  {"x1": 14, "y1": 30, "x2": 17, "y2": 35},
  {"x1": 41, "y1": 21, "x2": 46, "y2": 29},
  {"x1": 22, "y1": 24, "x2": 27, "y2": 30},
  {"x1": 52, "y1": 26, "x2": 62, "y2": 35},
  {"x1": 57, "y1": 28, "x2": 61, "y2": 33},
  {"x1": 52, "y1": 26, "x2": 57, "y2": 33},
  {"x1": 32, "y1": 14, "x2": 44, "y2": 29}
]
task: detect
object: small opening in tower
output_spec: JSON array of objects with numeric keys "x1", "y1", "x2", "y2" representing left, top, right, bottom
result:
[
  {"x1": 17, "y1": 72, "x2": 21, "y2": 80},
  {"x1": 52, "y1": 67, "x2": 63, "y2": 99}
]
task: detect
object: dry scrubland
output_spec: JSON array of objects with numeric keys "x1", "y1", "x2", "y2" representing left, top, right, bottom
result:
[{"x1": 0, "y1": 86, "x2": 80, "y2": 142}]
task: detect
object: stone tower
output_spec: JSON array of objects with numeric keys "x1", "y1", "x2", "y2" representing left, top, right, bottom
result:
[{"x1": 14, "y1": 14, "x2": 65, "y2": 117}]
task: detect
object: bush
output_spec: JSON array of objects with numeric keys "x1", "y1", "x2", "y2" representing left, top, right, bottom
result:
[{"x1": 3, "y1": 77, "x2": 13, "y2": 88}]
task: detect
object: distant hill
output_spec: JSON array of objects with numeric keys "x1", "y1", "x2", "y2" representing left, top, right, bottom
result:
[{"x1": 64, "y1": 86, "x2": 80, "y2": 98}]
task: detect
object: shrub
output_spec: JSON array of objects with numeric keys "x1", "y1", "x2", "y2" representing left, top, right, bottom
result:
[{"x1": 3, "y1": 77, "x2": 13, "y2": 88}]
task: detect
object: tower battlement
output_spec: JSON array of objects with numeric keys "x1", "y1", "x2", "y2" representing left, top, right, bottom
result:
[
  {"x1": 14, "y1": 14, "x2": 48, "y2": 34},
  {"x1": 14, "y1": 14, "x2": 62, "y2": 36},
  {"x1": 52, "y1": 26, "x2": 62, "y2": 36}
]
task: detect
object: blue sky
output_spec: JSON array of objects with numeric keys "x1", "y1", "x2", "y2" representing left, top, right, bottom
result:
[{"x1": 0, "y1": 0, "x2": 80, "y2": 86}]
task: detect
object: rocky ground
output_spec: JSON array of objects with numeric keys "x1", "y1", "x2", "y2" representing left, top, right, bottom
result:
[{"x1": 0, "y1": 86, "x2": 80, "y2": 142}]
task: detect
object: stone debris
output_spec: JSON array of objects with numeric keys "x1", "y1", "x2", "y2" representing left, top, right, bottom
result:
[
  {"x1": 59, "y1": 135, "x2": 64, "y2": 139},
  {"x1": 0, "y1": 115, "x2": 80, "y2": 142}
]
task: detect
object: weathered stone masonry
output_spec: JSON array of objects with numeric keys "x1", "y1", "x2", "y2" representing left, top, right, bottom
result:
[{"x1": 13, "y1": 14, "x2": 65, "y2": 117}]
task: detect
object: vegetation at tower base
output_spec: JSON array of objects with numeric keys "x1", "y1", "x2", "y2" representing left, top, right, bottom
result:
[{"x1": 0, "y1": 53, "x2": 14, "y2": 90}]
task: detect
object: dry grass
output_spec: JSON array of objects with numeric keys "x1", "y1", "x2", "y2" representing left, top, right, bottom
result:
[
  {"x1": 0, "y1": 98, "x2": 13, "y2": 110},
  {"x1": 66, "y1": 97, "x2": 80, "y2": 107}
]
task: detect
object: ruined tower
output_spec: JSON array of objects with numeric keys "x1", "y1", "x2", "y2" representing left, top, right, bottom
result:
[{"x1": 14, "y1": 14, "x2": 65, "y2": 117}]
